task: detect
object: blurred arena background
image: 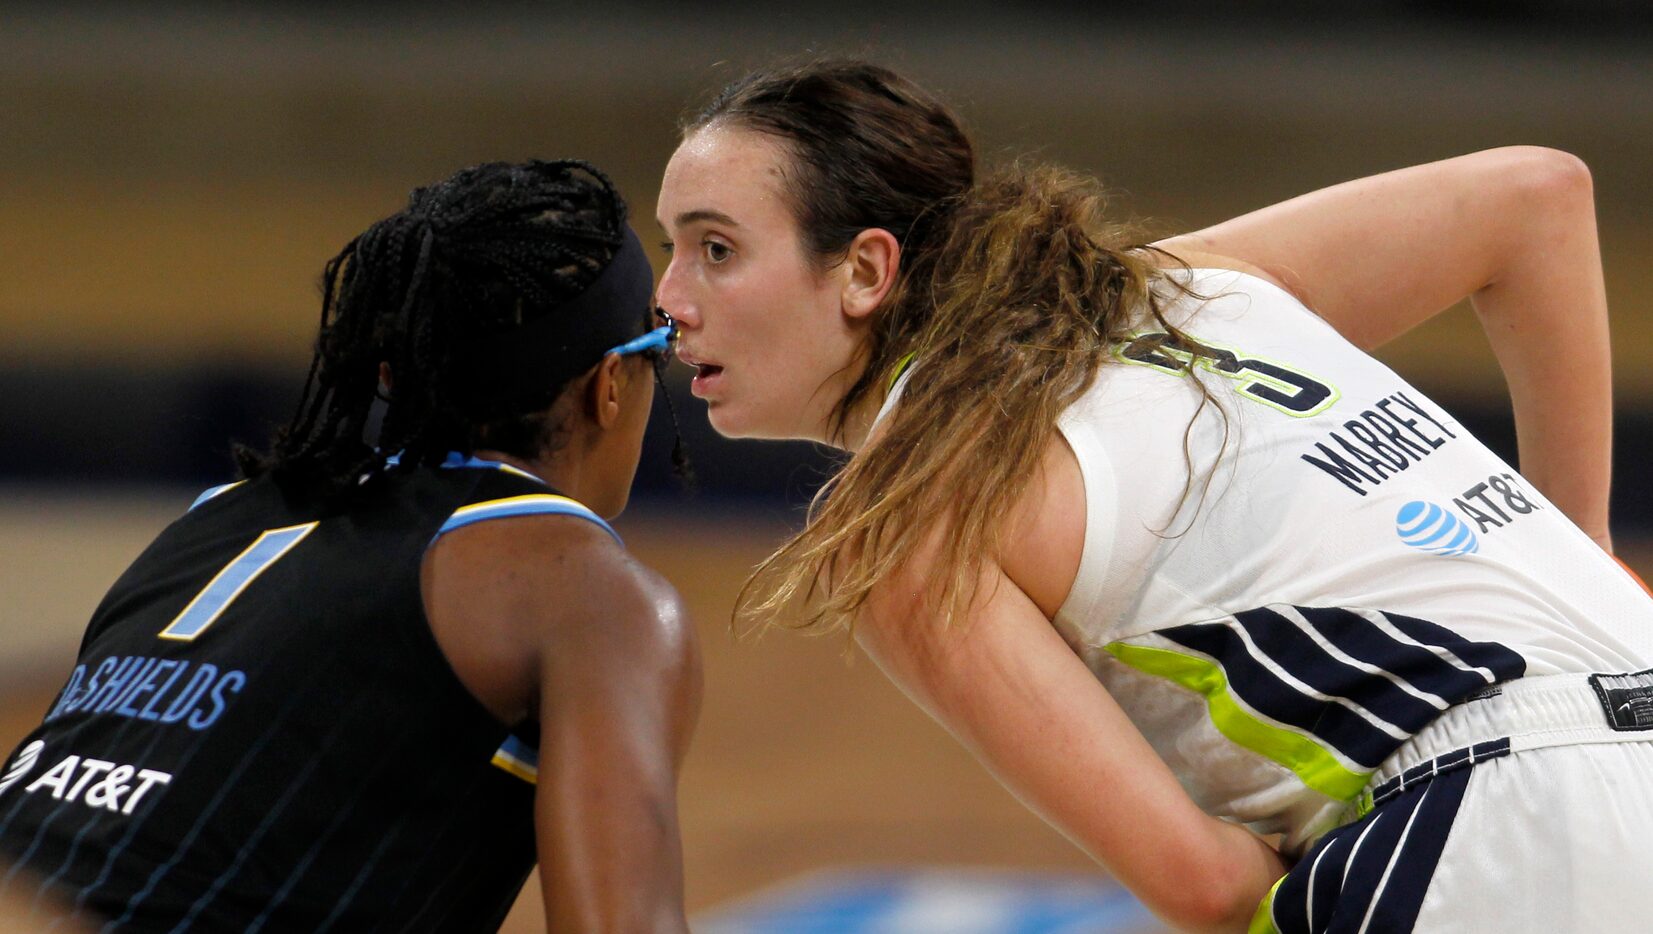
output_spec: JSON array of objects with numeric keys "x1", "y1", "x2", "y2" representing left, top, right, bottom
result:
[{"x1": 2, "y1": 2, "x2": 1650, "y2": 930}]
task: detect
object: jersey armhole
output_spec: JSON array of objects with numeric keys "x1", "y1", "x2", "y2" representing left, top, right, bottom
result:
[
  {"x1": 1053, "y1": 413, "x2": 1120, "y2": 635},
  {"x1": 1184, "y1": 266, "x2": 1348, "y2": 340}
]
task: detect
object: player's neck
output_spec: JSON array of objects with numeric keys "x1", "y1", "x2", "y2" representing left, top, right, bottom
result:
[{"x1": 474, "y1": 447, "x2": 588, "y2": 503}]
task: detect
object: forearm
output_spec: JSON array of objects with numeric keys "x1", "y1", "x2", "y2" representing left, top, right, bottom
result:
[
  {"x1": 973, "y1": 732, "x2": 1283, "y2": 933},
  {"x1": 535, "y1": 568, "x2": 699, "y2": 933},
  {"x1": 861, "y1": 578, "x2": 1286, "y2": 931},
  {"x1": 536, "y1": 739, "x2": 691, "y2": 933},
  {"x1": 1470, "y1": 157, "x2": 1613, "y2": 547}
]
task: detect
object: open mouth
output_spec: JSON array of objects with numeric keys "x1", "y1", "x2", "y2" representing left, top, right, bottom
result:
[
  {"x1": 688, "y1": 362, "x2": 724, "y2": 398},
  {"x1": 678, "y1": 347, "x2": 724, "y2": 396}
]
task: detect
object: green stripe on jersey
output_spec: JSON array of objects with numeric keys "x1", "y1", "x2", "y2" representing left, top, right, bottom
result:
[
  {"x1": 1248, "y1": 875, "x2": 1286, "y2": 934},
  {"x1": 1104, "y1": 641, "x2": 1373, "y2": 801},
  {"x1": 887, "y1": 351, "x2": 916, "y2": 392}
]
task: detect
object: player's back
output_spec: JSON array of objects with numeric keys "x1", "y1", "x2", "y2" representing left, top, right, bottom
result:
[
  {"x1": 1051, "y1": 266, "x2": 1653, "y2": 852},
  {"x1": 0, "y1": 460, "x2": 571, "y2": 932}
]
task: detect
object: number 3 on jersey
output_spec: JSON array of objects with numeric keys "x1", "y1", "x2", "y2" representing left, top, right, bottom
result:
[
  {"x1": 1118, "y1": 331, "x2": 1338, "y2": 417},
  {"x1": 158, "y1": 523, "x2": 319, "y2": 642}
]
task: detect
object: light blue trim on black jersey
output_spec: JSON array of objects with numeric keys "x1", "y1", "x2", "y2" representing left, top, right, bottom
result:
[
  {"x1": 408, "y1": 451, "x2": 618, "y2": 543},
  {"x1": 187, "y1": 480, "x2": 246, "y2": 512},
  {"x1": 490, "y1": 735, "x2": 539, "y2": 785},
  {"x1": 435, "y1": 495, "x2": 620, "y2": 545},
  {"x1": 384, "y1": 451, "x2": 543, "y2": 484}
]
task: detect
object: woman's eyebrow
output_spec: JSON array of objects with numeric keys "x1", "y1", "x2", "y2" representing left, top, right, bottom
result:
[{"x1": 668, "y1": 209, "x2": 740, "y2": 229}]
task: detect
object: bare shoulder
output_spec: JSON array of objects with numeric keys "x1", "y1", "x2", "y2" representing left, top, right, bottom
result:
[
  {"x1": 423, "y1": 514, "x2": 695, "y2": 722},
  {"x1": 864, "y1": 427, "x2": 1086, "y2": 631},
  {"x1": 998, "y1": 432, "x2": 1088, "y2": 621},
  {"x1": 565, "y1": 537, "x2": 695, "y2": 659},
  {"x1": 435, "y1": 513, "x2": 681, "y2": 613}
]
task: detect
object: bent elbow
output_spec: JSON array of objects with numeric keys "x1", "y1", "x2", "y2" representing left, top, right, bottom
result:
[
  {"x1": 1495, "y1": 145, "x2": 1594, "y2": 206},
  {"x1": 1465, "y1": 147, "x2": 1597, "y2": 297}
]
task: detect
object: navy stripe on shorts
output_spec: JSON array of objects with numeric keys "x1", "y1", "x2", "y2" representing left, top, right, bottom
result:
[{"x1": 1267, "y1": 755, "x2": 1476, "y2": 933}]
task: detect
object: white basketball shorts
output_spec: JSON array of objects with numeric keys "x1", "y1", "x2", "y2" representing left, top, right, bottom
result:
[{"x1": 1252, "y1": 669, "x2": 1653, "y2": 933}]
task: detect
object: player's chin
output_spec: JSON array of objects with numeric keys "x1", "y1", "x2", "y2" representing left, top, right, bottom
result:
[
  {"x1": 704, "y1": 401, "x2": 754, "y2": 440},
  {"x1": 704, "y1": 394, "x2": 805, "y2": 441},
  {"x1": 708, "y1": 406, "x2": 795, "y2": 441}
]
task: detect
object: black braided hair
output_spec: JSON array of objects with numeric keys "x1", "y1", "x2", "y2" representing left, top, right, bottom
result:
[{"x1": 236, "y1": 159, "x2": 638, "y2": 502}]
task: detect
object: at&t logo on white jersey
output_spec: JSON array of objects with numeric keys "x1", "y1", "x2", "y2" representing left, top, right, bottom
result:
[{"x1": 1395, "y1": 501, "x2": 1480, "y2": 556}]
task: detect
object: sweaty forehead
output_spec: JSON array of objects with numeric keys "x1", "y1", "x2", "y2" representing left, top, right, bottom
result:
[{"x1": 657, "y1": 126, "x2": 792, "y2": 228}]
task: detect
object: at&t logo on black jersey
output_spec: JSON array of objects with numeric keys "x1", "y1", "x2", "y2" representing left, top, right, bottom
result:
[
  {"x1": 18, "y1": 751, "x2": 172, "y2": 816},
  {"x1": 0, "y1": 740, "x2": 45, "y2": 797}
]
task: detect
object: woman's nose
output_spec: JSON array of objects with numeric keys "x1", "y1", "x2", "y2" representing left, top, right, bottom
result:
[{"x1": 655, "y1": 259, "x2": 698, "y2": 328}]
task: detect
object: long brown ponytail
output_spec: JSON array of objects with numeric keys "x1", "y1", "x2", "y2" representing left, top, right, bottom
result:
[
  {"x1": 694, "y1": 62, "x2": 1199, "y2": 635},
  {"x1": 753, "y1": 163, "x2": 1198, "y2": 633}
]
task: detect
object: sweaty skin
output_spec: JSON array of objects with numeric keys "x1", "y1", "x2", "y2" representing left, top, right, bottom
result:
[{"x1": 422, "y1": 352, "x2": 701, "y2": 933}]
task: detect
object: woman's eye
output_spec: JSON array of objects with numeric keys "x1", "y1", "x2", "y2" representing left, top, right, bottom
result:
[
  {"x1": 704, "y1": 241, "x2": 732, "y2": 264},
  {"x1": 659, "y1": 240, "x2": 675, "y2": 254}
]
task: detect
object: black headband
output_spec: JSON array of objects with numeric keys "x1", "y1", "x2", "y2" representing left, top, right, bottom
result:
[{"x1": 449, "y1": 226, "x2": 654, "y2": 416}]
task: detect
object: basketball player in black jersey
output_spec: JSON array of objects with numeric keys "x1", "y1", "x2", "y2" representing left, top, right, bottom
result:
[{"x1": 0, "y1": 160, "x2": 700, "y2": 932}]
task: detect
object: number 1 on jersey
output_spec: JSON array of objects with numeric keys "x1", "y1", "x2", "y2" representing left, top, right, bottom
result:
[{"x1": 159, "y1": 522, "x2": 320, "y2": 642}]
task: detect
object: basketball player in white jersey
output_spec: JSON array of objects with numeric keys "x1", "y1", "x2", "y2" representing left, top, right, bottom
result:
[{"x1": 655, "y1": 61, "x2": 1653, "y2": 932}]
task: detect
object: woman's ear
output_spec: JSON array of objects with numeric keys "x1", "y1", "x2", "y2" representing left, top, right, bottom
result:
[
  {"x1": 585, "y1": 354, "x2": 627, "y2": 430},
  {"x1": 840, "y1": 228, "x2": 901, "y2": 320}
]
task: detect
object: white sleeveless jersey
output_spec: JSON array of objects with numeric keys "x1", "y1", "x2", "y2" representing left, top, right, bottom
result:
[{"x1": 985, "y1": 268, "x2": 1653, "y2": 855}]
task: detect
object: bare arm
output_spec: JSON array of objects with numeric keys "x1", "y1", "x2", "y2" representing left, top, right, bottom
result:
[
  {"x1": 424, "y1": 517, "x2": 700, "y2": 932},
  {"x1": 1158, "y1": 146, "x2": 1613, "y2": 548},
  {"x1": 856, "y1": 543, "x2": 1285, "y2": 933},
  {"x1": 534, "y1": 542, "x2": 700, "y2": 933}
]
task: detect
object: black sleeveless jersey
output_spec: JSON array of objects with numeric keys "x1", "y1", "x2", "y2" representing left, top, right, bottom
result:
[{"x1": 0, "y1": 458, "x2": 617, "y2": 932}]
